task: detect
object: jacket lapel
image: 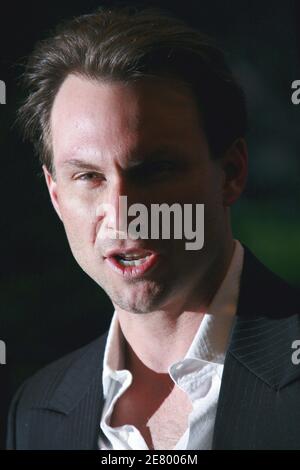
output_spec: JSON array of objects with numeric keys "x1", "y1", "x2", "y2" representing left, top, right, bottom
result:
[{"x1": 212, "y1": 245, "x2": 300, "y2": 449}]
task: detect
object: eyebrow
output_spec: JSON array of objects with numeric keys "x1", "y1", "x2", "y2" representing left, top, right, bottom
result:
[{"x1": 62, "y1": 159, "x2": 103, "y2": 171}]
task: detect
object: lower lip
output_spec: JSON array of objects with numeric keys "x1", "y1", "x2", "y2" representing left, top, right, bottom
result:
[{"x1": 105, "y1": 253, "x2": 160, "y2": 279}]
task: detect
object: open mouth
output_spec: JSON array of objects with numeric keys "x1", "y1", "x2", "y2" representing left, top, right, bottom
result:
[
  {"x1": 114, "y1": 253, "x2": 151, "y2": 267},
  {"x1": 104, "y1": 249, "x2": 160, "y2": 278}
]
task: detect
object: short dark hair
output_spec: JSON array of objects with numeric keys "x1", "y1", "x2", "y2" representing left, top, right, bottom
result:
[{"x1": 19, "y1": 5, "x2": 247, "y2": 174}]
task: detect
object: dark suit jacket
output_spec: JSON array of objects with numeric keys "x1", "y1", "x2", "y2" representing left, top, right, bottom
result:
[{"x1": 6, "y1": 245, "x2": 300, "y2": 449}]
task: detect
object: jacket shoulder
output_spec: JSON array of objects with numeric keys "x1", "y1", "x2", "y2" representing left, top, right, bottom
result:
[
  {"x1": 20, "y1": 332, "x2": 108, "y2": 406},
  {"x1": 6, "y1": 330, "x2": 109, "y2": 449},
  {"x1": 241, "y1": 244, "x2": 300, "y2": 315}
]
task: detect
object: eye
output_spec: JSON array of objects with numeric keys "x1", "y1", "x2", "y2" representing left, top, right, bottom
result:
[
  {"x1": 74, "y1": 172, "x2": 105, "y2": 184},
  {"x1": 138, "y1": 161, "x2": 177, "y2": 180},
  {"x1": 150, "y1": 161, "x2": 174, "y2": 172}
]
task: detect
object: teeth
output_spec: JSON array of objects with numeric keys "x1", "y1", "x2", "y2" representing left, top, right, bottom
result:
[
  {"x1": 118, "y1": 255, "x2": 150, "y2": 266},
  {"x1": 119, "y1": 253, "x2": 149, "y2": 260}
]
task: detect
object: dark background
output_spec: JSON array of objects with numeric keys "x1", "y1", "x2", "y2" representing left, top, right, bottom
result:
[{"x1": 0, "y1": 0, "x2": 299, "y2": 450}]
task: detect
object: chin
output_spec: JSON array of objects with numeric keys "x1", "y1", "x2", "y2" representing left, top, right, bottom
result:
[
  {"x1": 109, "y1": 281, "x2": 170, "y2": 314},
  {"x1": 117, "y1": 292, "x2": 163, "y2": 314}
]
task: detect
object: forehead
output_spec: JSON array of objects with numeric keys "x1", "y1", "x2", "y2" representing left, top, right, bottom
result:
[{"x1": 50, "y1": 74, "x2": 204, "y2": 165}]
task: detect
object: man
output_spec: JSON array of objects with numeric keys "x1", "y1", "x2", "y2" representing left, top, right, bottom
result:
[{"x1": 7, "y1": 6, "x2": 300, "y2": 450}]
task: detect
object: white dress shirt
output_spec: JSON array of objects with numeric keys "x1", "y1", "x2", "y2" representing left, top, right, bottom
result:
[{"x1": 98, "y1": 240, "x2": 244, "y2": 450}]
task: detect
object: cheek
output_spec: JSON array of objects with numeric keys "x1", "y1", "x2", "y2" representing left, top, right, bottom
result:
[
  {"x1": 184, "y1": 173, "x2": 224, "y2": 240},
  {"x1": 57, "y1": 190, "x2": 96, "y2": 248}
]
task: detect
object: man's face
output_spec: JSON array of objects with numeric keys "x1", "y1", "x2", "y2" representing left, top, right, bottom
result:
[{"x1": 46, "y1": 74, "x2": 228, "y2": 313}]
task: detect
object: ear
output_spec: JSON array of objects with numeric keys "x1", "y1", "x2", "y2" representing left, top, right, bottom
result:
[
  {"x1": 42, "y1": 165, "x2": 63, "y2": 221},
  {"x1": 220, "y1": 138, "x2": 248, "y2": 207}
]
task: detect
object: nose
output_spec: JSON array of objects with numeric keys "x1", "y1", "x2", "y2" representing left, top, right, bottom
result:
[{"x1": 96, "y1": 174, "x2": 146, "y2": 237}]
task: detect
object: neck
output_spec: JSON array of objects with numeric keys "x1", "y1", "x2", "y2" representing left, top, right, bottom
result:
[{"x1": 115, "y1": 238, "x2": 235, "y2": 376}]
